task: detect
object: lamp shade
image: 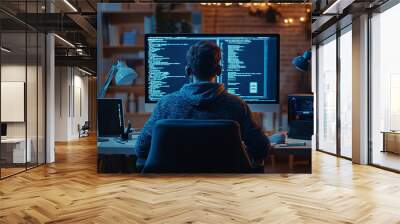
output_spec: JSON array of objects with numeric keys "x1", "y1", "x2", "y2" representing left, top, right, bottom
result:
[
  {"x1": 115, "y1": 60, "x2": 137, "y2": 85},
  {"x1": 292, "y1": 50, "x2": 311, "y2": 72}
]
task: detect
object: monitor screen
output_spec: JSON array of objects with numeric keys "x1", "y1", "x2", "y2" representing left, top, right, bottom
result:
[
  {"x1": 97, "y1": 98, "x2": 124, "y2": 137},
  {"x1": 1, "y1": 123, "x2": 7, "y2": 137},
  {"x1": 145, "y1": 34, "x2": 279, "y2": 104},
  {"x1": 288, "y1": 95, "x2": 313, "y2": 121}
]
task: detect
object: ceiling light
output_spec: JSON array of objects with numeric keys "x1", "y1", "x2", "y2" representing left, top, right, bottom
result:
[
  {"x1": 300, "y1": 17, "x2": 306, "y2": 22},
  {"x1": 288, "y1": 18, "x2": 293, "y2": 23},
  {"x1": 54, "y1": 34, "x2": 75, "y2": 48},
  {"x1": 1, "y1": 47, "x2": 11, "y2": 53},
  {"x1": 322, "y1": 0, "x2": 354, "y2": 15},
  {"x1": 63, "y1": 0, "x2": 78, "y2": 12},
  {"x1": 284, "y1": 19, "x2": 289, "y2": 24},
  {"x1": 78, "y1": 67, "x2": 93, "y2": 76}
]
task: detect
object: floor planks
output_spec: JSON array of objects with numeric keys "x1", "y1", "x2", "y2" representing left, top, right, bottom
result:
[{"x1": 0, "y1": 136, "x2": 400, "y2": 223}]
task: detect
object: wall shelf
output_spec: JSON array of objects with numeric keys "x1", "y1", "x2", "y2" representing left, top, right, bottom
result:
[
  {"x1": 103, "y1": 45, "x2": 144, "y2": 57},
  {"x1": 107, "y1": 86, "x2": 145, "y2": 96},
  {"x1": 103, "y1": 12, "x2": 154, "y2": 24}
]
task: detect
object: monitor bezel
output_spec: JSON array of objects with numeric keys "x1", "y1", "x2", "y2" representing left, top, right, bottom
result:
[
  {"x1": 97, "y1": 98, "x2": 124, "y2": 137},
  {"x1": 144, "y1": 33, "x2": 280, "y2": 104}
]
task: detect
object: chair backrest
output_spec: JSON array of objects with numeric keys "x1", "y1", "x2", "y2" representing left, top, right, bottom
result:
[
  {"x1": 83, "y1": 121, "x2": 90, "y2": 128},
  {"x1": 142, "y1": 119, "x2": 252, "y2": 173}
]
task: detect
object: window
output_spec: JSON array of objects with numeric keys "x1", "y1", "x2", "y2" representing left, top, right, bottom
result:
[
  {"x1": 317, "y1": 36, "x2": 337, "y2": 154},
  {"x1": 370, "y1": 3, "x2": 400, "y2": 171},
  {"x1": 339, "y1": 28, "x2": 352, "y2": 158}
]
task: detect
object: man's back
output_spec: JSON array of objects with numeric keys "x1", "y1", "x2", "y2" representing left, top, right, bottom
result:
[{"x1": 135, "y1": 81, "x2": 270, "y2": 167}]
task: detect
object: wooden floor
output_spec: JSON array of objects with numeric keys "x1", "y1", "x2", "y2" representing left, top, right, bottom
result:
[{"x1": 1, "y1": 136, "x2": 400, "y2": 223}]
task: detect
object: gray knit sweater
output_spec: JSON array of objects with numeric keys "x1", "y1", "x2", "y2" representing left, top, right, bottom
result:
[{"x1": 135, "y1": 82, "x2": 270, "y2": 166}]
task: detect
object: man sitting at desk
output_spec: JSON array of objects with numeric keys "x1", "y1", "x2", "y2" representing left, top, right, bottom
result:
[{"x1": 135, "y1": 41, "x2": 284, "y2": 169}]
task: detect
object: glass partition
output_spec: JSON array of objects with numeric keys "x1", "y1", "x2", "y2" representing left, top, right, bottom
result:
[
  {"x1": 27, "y1": 31, "x2": 38, "y2": 169},
  {"x1": 1, "y1": 31, "x2": 28, "y2": 177},
  {"x1": 0, "y1": 1, "x2": 46, "y2": 179}
]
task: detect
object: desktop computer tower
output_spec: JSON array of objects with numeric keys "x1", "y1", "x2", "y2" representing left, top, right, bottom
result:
[{"x1": 288, "y1": 94, "x2": 313, "y2": 140}]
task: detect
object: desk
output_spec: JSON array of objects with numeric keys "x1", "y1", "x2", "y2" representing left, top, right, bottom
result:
[
  {"x1": 382, "y1": 131, "x2": 400, "y2": 154},
  {"x1": 96, "y1": 135, "x2": 312, "y2": 174},
  {"x1": 1, "y1": 138, "x2": 31, "y2": 164},
  {"x1": 268, "y1": 143, "x2": 312, "y2": 173},
  {"x1": 97, "y1": 135, "x2": 138, "y2": 173}
]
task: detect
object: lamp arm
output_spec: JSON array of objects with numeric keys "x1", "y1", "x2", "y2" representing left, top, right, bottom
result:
[{"x1": 98, "y1": 64, "x2": 117, "y2": 98}]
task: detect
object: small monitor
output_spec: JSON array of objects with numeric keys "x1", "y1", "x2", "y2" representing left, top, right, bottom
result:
[
  {"x1": 288, "y1": 94, "x2": 313, "y2": 140},
  {"x1": 145, "y1": 34, "x2": 279, "y2": 104},
  {"x1": 97, "y1": 98, "x2": 124, "y2": 137},
  {"x1": 288, "y1": 94, "x2": 313, "y2": 121},
  {"x1": 1, "y1": 123, "x2": 7, "y2": 137}
]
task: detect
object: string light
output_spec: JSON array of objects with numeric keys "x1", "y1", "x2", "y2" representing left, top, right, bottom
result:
[{"x1": 199, "y1": 2, "x2": 309, "y2": 26}]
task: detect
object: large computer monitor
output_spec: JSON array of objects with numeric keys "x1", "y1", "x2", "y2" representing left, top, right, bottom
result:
[
  {"x1": 145, "y1": 34, "x2": 279, "y2": 104},
  {"x1": 97, "y1": 98, "x2": 124, "y2": 137}
]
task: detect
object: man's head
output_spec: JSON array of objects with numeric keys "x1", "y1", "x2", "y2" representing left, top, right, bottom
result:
[{"x1": 185, "y1": 41, "x2": 221, "y2": 82}]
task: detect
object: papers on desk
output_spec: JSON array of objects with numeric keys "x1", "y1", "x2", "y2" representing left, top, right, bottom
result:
[
  {"x1": 274, "y1": 142, "x2": 306, "y2": 147},
  {"x1": 272, "y1": 139, "x2": 307, "y2": 148}
]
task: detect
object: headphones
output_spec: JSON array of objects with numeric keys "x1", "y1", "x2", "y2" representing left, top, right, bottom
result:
[{"x1": 185, "y1": 64, "x2": 222, "y2": 80}]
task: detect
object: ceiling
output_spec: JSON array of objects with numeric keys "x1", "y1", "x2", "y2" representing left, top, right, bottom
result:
[{"x1": 1, "y1": 0, "x2": 312, "y2": 73}]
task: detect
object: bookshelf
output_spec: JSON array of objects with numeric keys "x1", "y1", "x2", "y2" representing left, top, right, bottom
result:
[
  {"x1": 97, "y1": 4, "x2": 155, "y2": 125},
  {"x1": 97, "y1": 3, "x2": 201, "y2": 125}
]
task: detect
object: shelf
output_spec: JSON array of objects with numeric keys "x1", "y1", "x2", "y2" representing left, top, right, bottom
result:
[
  {"x1": 158, "y1": 11, "x2": 192, "y2": 20},
  {"x1": 103, "y1": 11, "x2": 154, "y2": 24},
  {"x1": 103, "y1": 45, "x2": 144, "y2": 57},
  {"x1": 125, "y1": 112, "x2": 152, "y2": 128},
  {"x1": 104, "y1": 55, "x2": 144, "y2": 65},
  {"x1": 107, "y1": 85, "x2": 145, "y2": 95},
  {"x1": 125, "y1": 112, "x2": 151, "y2": 117}
]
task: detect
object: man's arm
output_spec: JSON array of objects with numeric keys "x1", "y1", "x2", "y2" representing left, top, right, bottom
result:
[
  {"x1": 240, "y1": 103, "x2": 271, "y2": 160},
  {"x1": 134, "y1": 102, "x2": 163, "y2": 167}
]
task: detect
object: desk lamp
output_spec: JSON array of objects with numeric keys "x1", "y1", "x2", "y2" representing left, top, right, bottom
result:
[
  {"x1": 292, "y1": 50, "x2": 311, "y2": 92},
  {"x1": 99, "y1": 60, "x2": 137, "y2": 98},
  {"x1": 292, "y1": 50, "x2": 311, "y2": 72}
]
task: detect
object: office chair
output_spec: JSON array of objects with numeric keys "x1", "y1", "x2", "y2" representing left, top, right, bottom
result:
[
  {"x1": 78, "y1": 121, "x2": 90, "y2": 138},
  {"x1": 142, "y1": 119, "x2": 252, "y2": 173}
]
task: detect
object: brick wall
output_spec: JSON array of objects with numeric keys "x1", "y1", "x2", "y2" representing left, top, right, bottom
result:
[{"x1": 201, "y1": 4, "x2": 311, "y2": 128}]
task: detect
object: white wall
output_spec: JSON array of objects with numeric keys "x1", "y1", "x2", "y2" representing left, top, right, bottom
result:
[{"x1": 55, "y1": 67, "x2": 89, "y2": 141}]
